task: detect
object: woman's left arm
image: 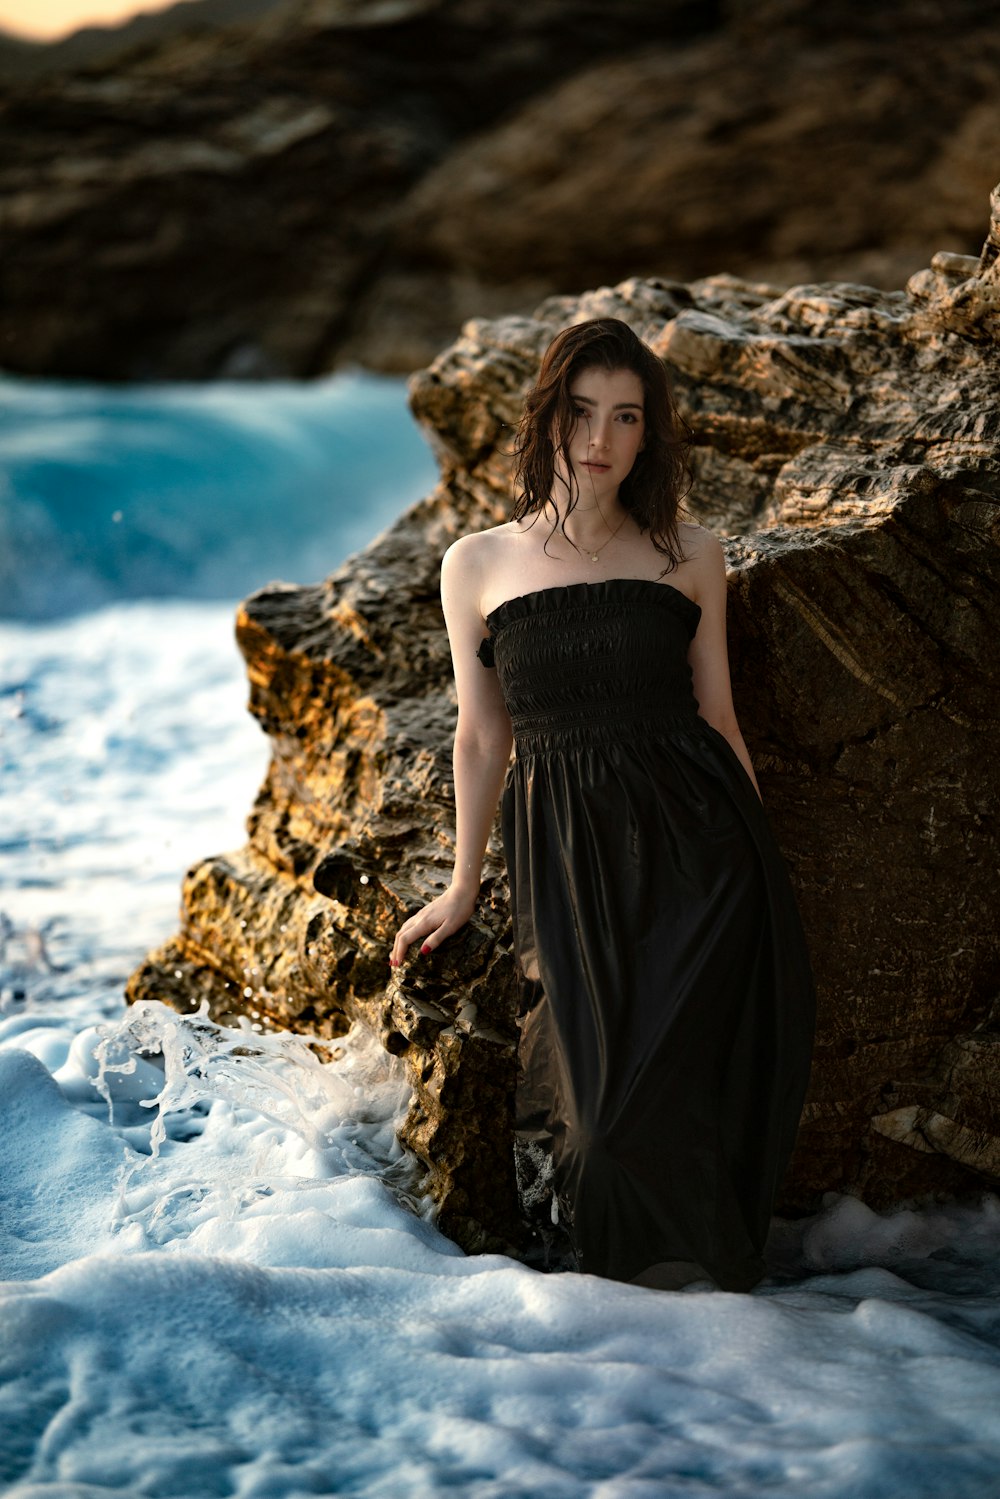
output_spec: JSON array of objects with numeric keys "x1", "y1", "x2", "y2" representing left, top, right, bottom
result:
[{"x1": 687, "y1": 529, "x2": 762, "y2": 801}]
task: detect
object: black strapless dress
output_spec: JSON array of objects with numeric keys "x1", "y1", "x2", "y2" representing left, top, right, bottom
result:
[{"x1": 477, "y1": 577, "x2": 815, "y2": 1292}]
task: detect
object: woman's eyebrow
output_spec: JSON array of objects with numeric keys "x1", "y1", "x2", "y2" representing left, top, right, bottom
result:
[{"x1": 571, "y1": 394, "x2": 644, "y2": 411}]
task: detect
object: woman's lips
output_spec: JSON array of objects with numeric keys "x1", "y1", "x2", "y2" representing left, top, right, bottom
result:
[{"x1": 582, "y1": 461, "x2": 610, "y2": 471}]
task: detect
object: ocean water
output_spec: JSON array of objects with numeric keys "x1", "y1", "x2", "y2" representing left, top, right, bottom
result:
[
  {"x1": 2, "y1": 374, "x2": 1000, "y2": 1498},
  {"x1": 0, "y1": 368, "x2": 439, "y2": 620}
]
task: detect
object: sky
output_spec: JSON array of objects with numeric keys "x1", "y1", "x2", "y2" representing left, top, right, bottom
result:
[{"x1": 0, "y1": 0, "x2": 167, "y2": 40}]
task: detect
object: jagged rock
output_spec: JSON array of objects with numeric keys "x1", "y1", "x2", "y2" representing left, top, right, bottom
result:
[
  {"x1": 128, "y1": 185, "x2": 1000, "y2": 1252},
  {"x1": 0, "y1": 0, "x2": 708, "y2": 380},
  {"x1": 129, "y1": 486, "x2": 527, "y2": 1251},
  {"x1": 374, "y1": 8, "x2": 1000, "y2": 358},
  {"x1": 2, "y1": 0, "x2": 999, "y2": 379}
]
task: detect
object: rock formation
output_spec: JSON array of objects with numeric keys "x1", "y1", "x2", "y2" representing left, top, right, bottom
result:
[
  {"x1": 3, "y1": 0, "x2": 999, "y2": 379},
  {"x1": 128, "y1": 184, "x2": 1000, "y2": 1255}
]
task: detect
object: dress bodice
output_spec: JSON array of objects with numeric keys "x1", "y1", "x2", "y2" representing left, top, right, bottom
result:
[{"x1": 479, "y1": 577, "x2": 702, "y2": 753}]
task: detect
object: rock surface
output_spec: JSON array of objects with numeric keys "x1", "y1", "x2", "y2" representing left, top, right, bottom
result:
[
  {"x1": 128, "y1": 186, "x2": 1000, "y2": 1254},
  {"x1": 3, "y1": 0, "x2": 999, "y2": 379}
]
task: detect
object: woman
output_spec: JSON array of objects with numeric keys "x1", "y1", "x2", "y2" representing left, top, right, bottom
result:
[{"x1": 390, "y1": 317, "x2": 815, "y2": 1292}]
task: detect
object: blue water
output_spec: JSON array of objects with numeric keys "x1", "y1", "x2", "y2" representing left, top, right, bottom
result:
[{"x1": 0, "y1": 368, "x2": 439, "y2": 619}]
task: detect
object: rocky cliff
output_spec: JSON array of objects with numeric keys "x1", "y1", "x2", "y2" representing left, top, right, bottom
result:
[
  {"x1": 3, "y1": 0, "x2": 999, "y2": 379},
  {"x1": 128, "y1": 184, "x2": 1000, "y2": 1255}
]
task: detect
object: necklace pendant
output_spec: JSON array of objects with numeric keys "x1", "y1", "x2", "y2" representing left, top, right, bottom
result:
[{"x1": 590, "y1": 552, "x2": 599, "y2": 563}]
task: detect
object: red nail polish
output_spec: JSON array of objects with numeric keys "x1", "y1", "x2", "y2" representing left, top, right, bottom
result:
[{"x1": 420, "y1": 943, "x2": 432, "y2": 955}]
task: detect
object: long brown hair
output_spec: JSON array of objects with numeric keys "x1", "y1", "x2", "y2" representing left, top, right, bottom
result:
[{"x1": 510, "y1": 317, "x2": 693, "y2": 571}]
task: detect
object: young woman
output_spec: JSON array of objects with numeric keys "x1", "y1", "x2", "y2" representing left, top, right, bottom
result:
[{"x1": 390, "y1": 317, "x2": 815, "y2": 1292}]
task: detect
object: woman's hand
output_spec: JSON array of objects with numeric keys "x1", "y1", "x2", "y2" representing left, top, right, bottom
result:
[
  {"x1": 389, "y1": 882, "x2": 479, "y2": 969},
  {"x1": 388, "y1": 533, "x2": 512, "y2": 972}
]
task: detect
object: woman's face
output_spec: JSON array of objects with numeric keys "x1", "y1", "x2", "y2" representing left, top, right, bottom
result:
[{"x1": 552, "y1": 365, "x2": 646, "y2": 507}]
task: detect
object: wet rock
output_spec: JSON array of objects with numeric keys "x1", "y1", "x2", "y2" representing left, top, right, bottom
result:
[{"x1": 128, "y1": 184, "x2": 1000, "y2": 1250}]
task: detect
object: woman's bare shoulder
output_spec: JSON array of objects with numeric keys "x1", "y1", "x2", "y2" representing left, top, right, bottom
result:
[
  {"x1": 441, "y1": 523, "x2": 516, "y2": 594},
  {"x1": 677, "y1": 520, "x2": 723, "y2": 564},
  {"x1": 677, "y1": 522, "x2": 727, "y2": 607}
]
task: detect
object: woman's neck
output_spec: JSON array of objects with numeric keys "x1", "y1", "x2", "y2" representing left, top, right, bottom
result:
[{"x1": 546, "y1": 495, "x2": 629, "y2": 548}]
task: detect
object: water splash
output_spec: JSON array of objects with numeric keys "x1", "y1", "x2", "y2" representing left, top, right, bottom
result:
[{"x1": 91, "y1": 999, "x2": 429, "y2": 1250}]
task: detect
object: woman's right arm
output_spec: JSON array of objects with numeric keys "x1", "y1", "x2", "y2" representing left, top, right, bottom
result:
[{"x1": 389, "y1": 536, "x2": 512, "y2": 968}]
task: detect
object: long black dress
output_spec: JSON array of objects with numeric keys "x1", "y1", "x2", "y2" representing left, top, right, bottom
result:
[{"x1": 477, "y1": 577, "x2": 815, "y2": 1292}]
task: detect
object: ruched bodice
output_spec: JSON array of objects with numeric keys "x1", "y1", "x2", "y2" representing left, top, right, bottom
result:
[
  {"x1": 482, "y1": 579, "x2": 701, "y2": 752},
  {"x1": 478, "y1": 576, "x2": 815, "y2": 1291}
]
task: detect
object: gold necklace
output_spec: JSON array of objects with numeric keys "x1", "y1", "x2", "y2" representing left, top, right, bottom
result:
[{"x1": 572, "y1": 510, "x2": 631, "y2": 563}]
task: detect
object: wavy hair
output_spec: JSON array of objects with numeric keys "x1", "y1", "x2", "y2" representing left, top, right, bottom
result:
[{"x1": 510, "y1": 317, "x2": 693, "y2": 571}]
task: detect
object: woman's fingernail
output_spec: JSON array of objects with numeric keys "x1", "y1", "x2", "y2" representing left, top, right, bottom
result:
[{"x1": 420, "y1": 943, "x2": 432, "y2": 955}]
